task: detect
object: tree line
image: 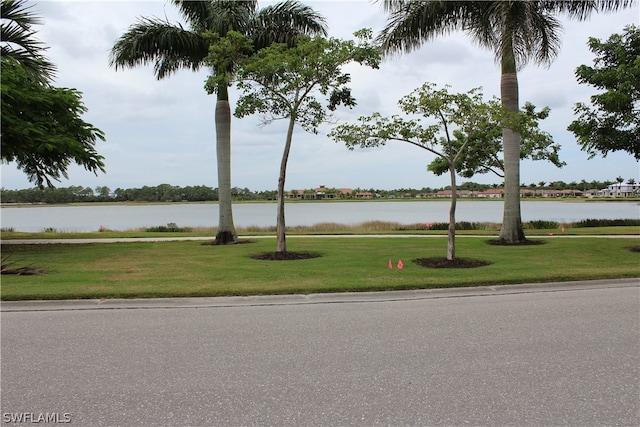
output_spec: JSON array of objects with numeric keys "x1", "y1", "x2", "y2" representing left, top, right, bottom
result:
[{"x1": 1, "y1": 180, "x2": 621, "y2": 205}]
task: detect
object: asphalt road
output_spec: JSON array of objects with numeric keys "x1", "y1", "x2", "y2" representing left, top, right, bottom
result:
[{"x1": 2, "y1": 280, "x2": 639, "y2": 426}]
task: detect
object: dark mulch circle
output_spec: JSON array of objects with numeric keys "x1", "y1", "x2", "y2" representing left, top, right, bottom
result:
[
  {"x1": 201, "y1": 239, "x2": 256, "y2": 246},
  {"x1": 413, "y1": 258, "x2": 491, "y2": 269},
  {"x1": 628, "y1": 246, "x2": 640, "y2": 253},
  {"x1": 486, "y1": 239, "x2": 545, "y2": 246},
  {"x1": 251, "y1": 251, "x2": 322, "y2": 261}
]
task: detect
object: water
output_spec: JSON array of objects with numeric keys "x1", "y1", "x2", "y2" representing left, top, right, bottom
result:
[{"x1": 0, "y1": 200, "x2": 638, "y2": 232}]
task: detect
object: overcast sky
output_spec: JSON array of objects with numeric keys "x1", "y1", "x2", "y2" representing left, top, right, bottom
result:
[{"x1": 2, "y1": 0, "x2": 638, "y2": 191}]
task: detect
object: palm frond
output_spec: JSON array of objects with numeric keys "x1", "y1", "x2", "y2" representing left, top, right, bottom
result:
[
  {"x1": 541, "y1": 0, "x2": 634, "y2": 19},
  {"x1": 170, "y1": 0, "x2": 215, "y2": 32},
  {"x1": 0, "y1": 0, "x2": 55, "y2": 82},
  {"x1": 248, "y1": 0, "x2": 327, "y2": 50},
  {"x1": 109, "y1": 17, "x2": 208, "y2": 79},
  {"x1": 377, "y1": 1, "x2": 478, "y2": 54},
  {"x1": 207, "y1": 0, "x2": 257, "y2": 35},
  {"x1": 491, "y1": 1, "x2": 562, "y2": 68}
]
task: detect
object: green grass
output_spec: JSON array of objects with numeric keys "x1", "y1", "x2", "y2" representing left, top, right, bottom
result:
[
  {"x1": 1, "y1": 222, "x2": 638, "y2": 240},
  {"x1": 1, "y1": 236, "x2": 638, "y2": 300}
]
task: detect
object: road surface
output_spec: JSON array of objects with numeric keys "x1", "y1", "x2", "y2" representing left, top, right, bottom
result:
[{"x1": 1, "y1": 280, "x2": 639, "y2": 426}]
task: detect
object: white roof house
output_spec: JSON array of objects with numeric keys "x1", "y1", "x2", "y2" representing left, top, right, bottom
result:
[{"x1": 599, "y1": 182, "x2": 640, "y2": 197}]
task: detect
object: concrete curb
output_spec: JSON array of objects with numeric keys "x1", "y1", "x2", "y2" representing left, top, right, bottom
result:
[{"x1": 2, "y1": 278, "x2": 638, "y2": 312}]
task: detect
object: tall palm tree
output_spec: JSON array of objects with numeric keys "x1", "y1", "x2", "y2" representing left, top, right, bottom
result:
[
  {"x1": 110, "y1": 0, "x2": 326, "y2": 244},
  {"x1": 378, "y1": 0, "x2": 631, "y2": 243},
  {"x1": 1, "y1": 0, "x2": 55, "y2": 83}
]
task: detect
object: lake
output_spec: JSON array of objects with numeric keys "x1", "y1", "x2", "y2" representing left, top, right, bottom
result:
[{"x1": 1, "y1": 200, "x2": 638, "y2": 233}]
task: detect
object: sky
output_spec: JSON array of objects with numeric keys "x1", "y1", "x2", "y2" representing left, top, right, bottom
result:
[{"x1": 1, "y1": 0, "x2": 639, "y2": 192}]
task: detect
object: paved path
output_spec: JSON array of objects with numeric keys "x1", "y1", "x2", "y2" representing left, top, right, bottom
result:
[
  {"x1": 2, "y1": 280, "x2": 638, "y2": 426},
  {"x1": 2, "y1": 234, "x2": 638, "y2": 245}
]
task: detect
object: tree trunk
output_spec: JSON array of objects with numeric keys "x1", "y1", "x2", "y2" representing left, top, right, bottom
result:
[
  {"x1": 214, "y1": 86, "x2": 238, "y2": 245},
  {"x1": 276, "y1": 117, "x2": 296, "y2": 253},
  {"x1": 447, "y1": 164, "x2": 457, "y2": 261},
  {"x1": 499, "y1": 46, "x2": 526, "y2": 244}
]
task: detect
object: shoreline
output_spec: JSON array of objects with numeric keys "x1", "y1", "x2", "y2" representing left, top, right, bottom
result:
[{"x1": 2, "y1": 197, "x2": 638, "y2": 209}]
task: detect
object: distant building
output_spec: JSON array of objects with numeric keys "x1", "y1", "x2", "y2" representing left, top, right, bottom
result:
[
  {"x1": 599, "y1": 182, "x2": 640, "y2": 197},
  {"x1": 285, "y1": 185, "x2": 353, "y2": 200}
]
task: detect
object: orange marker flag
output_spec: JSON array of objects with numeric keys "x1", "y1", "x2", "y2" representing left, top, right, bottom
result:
[
  {"x1": 397, "y1": 260, "x2": 404, "y2": 269},
  {"x1": 388, "y1": 259, "x2": 393, "y2": 269}
]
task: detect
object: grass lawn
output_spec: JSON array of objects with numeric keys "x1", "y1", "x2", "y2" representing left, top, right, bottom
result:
[{"x1": 1, "y1": 236, "x2": 638, "y2": 300}]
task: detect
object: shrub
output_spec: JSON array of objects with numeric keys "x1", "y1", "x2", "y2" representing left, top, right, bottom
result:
[
  {"x1": 573, "y1": 218, "x2": 640, "y2": 228},
  {"x1": 145, "y1": 223, "x2": 192, "y2": 233},
  {"x1": 525, "y1": 220, "x2": 560, "y2": 229}
]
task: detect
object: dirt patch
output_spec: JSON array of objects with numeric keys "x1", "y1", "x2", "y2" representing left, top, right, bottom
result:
[
  {"x1": 1, "y1": 265, "x2": 48, "y2": 275},
  {"x1": 251, "y1": 251, "x2": 322, "y2": 261},
  {"x1": 413, "y1": 258, "x2": 491, "y2": 269},
  {"x1": 486, "y1": 239, "x2": 545, "y2": 246},
  {"x1": 628, "y1": 246, "x2": 640, "y2": 253}
]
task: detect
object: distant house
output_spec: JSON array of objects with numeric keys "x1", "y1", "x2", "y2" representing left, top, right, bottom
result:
[
  {"x1": 286, "y1": 185, "x2": 354, "y2": 200},
  {"x1": 478, "y1": 189, "x2": 503, "y2": 198},
  {"x1": 600, "y1": 182, "x2": 640, "y2": 197},
  {"x1": 584, "y1": 189, "x2": 601, "y2": 198},
  {"x1": 535, "y1": 189, "x2": 562, "y2": 197},
  {"x1": 559, "y1": 189, "x2": 582, "y2": 197},
  {"x1": 355, "y1": 191, "x2": 373, "y2": 199}
]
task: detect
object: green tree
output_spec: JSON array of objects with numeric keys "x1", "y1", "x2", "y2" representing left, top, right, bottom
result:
[
  {"x1": 378, "y1": 0, "x2": 632, "y2": 244},
  {"x1": 233, "y1": 31, "x2": 380, "y2": 254},
  {"x1": 1, "y1": 0, "x2": 55, "y2": 83},
  {"x1": 1, "y1": 58, "x2": 105, "y2": 187},
  {"x1": 427, "y1": 101, "x2": 563, "y2": 179},
  {"x1": 331, "y1": 83, "x2": 552, "y2": 260},
  {"x1": 110, "y1": 0, "x2": 326, "y2": 244},
  {"x1": 568, "y1": 25, "x2": 639, "y2": 160}
]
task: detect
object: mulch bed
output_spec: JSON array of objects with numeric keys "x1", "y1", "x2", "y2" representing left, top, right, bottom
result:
[
  {"x1": 251, "y1": 251, "x2": 322, "y2": 261},
  {"x1": 413, "y1": 258, "x2": 491, "y2": 269},
  {"x1": 201, "y1": 239, "x2": 255, "y2": 246},
  {"x1": 486, "y1": 239, "x2": 545, "y2": 246}
]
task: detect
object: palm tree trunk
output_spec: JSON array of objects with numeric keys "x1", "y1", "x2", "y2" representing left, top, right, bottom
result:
[
  {"x1": 447, "y1": 164, "x2": 457, "y2": 261},
  {"x1": 276, "y1": 116, "x2": 296, "y2": 253},
  {"x1": 499, "y1": 45, "x2": 526, "y2": 244},
  {"x1": 214, "y1": 85, "x2": 238, "y2": 244}
]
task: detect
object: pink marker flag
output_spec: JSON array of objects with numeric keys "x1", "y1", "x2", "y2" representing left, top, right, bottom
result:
[
  {"x1": 388, "y1": 259, "x2": 393, "y2": 269},
  {"x1": 397, "y1": 260, "x2": 404, "y2": 269}
]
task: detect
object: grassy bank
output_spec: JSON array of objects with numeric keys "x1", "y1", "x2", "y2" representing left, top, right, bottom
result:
[
  {"x1": 2, "y1": 220, "x2": 639, "y2": 239},
  {"x1": 1, "y1": 236, "x2": 638, "y2": 300}
]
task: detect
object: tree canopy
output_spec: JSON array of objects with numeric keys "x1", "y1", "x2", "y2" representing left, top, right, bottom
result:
[
  {"x1": 1, "y1": 58, "x2": 106, "y2": 187},
  {"x1": 568, "y1": 24, "x2": 640, "y2": 160}
]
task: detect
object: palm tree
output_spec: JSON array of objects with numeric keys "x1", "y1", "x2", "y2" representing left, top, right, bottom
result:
[
  {"x1": 110, "y1": 0, "x2": 326, "y2": 244},
  {"x1": 1, "y1": 0, "x2": 55, "y2": 83},
  {"x1": 378, "y1": 0, "x2": 631, "y2": 243},
  {"x1": 615, "y1": 176, "x2": 625, "y2": 196}
]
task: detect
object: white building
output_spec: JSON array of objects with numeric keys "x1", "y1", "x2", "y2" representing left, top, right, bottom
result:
[{"x1": 599, "y1": 182, "x2": 640, "y2": 197}]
